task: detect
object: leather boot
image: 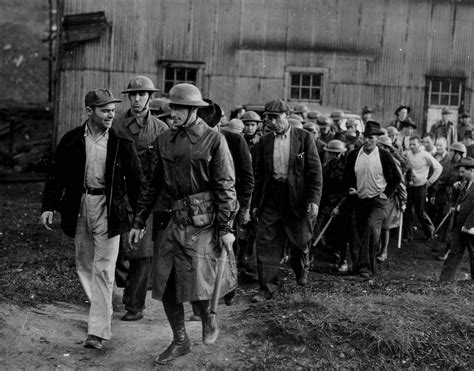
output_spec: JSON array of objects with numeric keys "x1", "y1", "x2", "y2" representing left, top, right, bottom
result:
[
  {"x1": 154, "y1": 300, "x2": 191, "y2": 365},
  {"x1": 193, "y1": 300, "x2": 219, "y2": 345}
]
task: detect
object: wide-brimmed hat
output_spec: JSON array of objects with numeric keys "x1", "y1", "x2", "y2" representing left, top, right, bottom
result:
[
  {"x1": 288, "y1": 113, "x2": 303, "y2": 122},
  {"x1": 361, "y1": 105, "x2": 373, "y2": 114},
  {"x1": 377, "y1": 135, "x2": 394, "y2": 149},
  {"x1": 317, "y1": 115, "x2": 332, "y2": 127},
  {"x1": 198, "y1": 99, "x2": 222, "y2": 128},
  {"x1": 85, "y1": 89, "x2": 121, "y2": 107},
  {"x1": 441, "y1": 106, "x2": 452, "y2": 115},
  {"x1": 306, "y1": 111, "x2": 320, "y2": 122},
  {"x1": 324, "y1": 139, "x2": 346, "y2": 153},
  {"x1": 454, "y1": 157, "x2": 474, "y2": 169},
  {"x1": 363, "y1": 121, "x2": 385, "y2": 136},
  {"x1": 449, "y1": 142, "x2": 467, "y2": 154},
  {"x1": 293, "y1": 104, "x2": 309, "y2": 114},
  {"x1": 400, "y1": 118, "x2": 417, "y2": 129},
  {"x1": 395, "y1": 105, "x2": 411, "y2": 115},
  {"x1": 460, "y1": 111, "x2": 470, "y2": 118}
]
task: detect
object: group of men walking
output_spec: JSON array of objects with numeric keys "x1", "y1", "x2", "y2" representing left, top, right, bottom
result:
[{"x1": 40, "y1": 77, "x2": 473, "y2": 365}]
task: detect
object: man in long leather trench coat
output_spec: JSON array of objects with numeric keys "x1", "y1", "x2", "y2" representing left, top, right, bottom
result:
[
  {"x1": 113, "y1": 76, "x2": 168, "y2": 322},
  {"x1": 129, "y1": 83, "x2": 238, "y2": 366}
]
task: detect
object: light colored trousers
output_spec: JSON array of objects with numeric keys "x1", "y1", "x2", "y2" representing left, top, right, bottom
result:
[{"x1": 74, "y1": 194, "x2": 120, "y2": 340}]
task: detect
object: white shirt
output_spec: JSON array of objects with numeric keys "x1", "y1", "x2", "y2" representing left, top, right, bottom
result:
[
  {"x1": 84, "y1": 124, "x2": 108, "y2": 189},
  {"x1": 273, "y1": 127, "x2": 291, "y2": 180},
  {"x1": 354, "y1": 146, "x2": 387, "y2": 198}
]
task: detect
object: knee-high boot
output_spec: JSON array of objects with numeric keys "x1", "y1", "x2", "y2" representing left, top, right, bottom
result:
[
  {"x1": 193, "y1": 300, "x2": 219, "y2": 345},
  {"x1": 154, "y1": 299, "x2": 191, "y2": 365}
]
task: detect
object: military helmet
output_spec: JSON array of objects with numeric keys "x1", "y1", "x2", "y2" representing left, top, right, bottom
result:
[
  {"x1": 449, "y1": 142, "x2": 467, "y2": 154},
  {"x1": 240, "y1": 111, "x2": 262, "y2": 123},
  {"x1": 324, "y1": 140, "x2": 347, "y2": 153},
  {"x1": 121, "y1": 75, "x2": 160, "y2": 94},
  {"x1": 293, "y1": 104, "x2": 309, "y2": 114},
  {"x1": 149, "y1": 97, "x2": 170, "y2": 111},
  {"x1": 168, "y1": 83, "x2": 209, "y2": 107}
]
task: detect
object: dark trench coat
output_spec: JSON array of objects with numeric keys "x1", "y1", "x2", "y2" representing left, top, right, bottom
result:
[{"x1": 133, "y1": 118, "x2": 238, "y2": 303}]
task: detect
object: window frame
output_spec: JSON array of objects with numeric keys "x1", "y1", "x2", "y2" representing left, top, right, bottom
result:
[
  {"x1": 284, "y1": 67, "x2": 329, "y2": 104},
  {"x1": 157, "y1": 60, "x2": 205, "y2": 94},
  {"x1": 426, "y1": 76, "x2": 465, "y2": 107}
]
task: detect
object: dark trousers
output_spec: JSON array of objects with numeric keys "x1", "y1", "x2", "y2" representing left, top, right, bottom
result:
[
  {"x1": 439, "y1": 230, "x2": 474, "y2": 282},
  {"x1": 353, "y1": 196, "x2": 388, "y2": 275},
  {"x1": 403, "y1": 185, "x2": 435, "y2": 240},
  {"x1": 256, "y1": 180, "x2": 313, "y2": 293},
  {"x1": 123, "y1": 257, "x2": 152, "y2": 314}
]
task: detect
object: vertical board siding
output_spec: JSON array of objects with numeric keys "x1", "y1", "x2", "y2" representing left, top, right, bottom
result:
[{"x1": 56, "y1": 0, "x2": 474, "y2": 142}]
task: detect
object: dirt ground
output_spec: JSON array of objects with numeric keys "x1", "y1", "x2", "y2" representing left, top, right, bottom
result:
[
  {"x1": 0, "y1": 290, "x2": 251, "y2": 369},
  {"x1": 0, "y1": 181, "x2": 472, "y2": 369}
]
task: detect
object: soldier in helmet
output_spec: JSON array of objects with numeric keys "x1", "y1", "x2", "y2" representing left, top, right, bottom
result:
[
  {"x1": 129, "y1": 83, "x2": 238, "y2": 365},
  {"x1": 113, "y1": 76, "x2": 169, "y2": 322},
  {"x1": 251, "y1": 99, "x2": 322, "y2": 302}
]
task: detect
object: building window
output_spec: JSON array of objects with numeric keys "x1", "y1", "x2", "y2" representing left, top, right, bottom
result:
[
  {"x1": 158, "y1": 61, "x2": 205, "y2": 94},
  {"x1": 284, "y1": 67, "x2": 329, "y2": 104},
  {"x1": 289, "y1": 73, "x2": 322, "y2": 102},
  {"x1": 427, "y1": 77, "x2": 464, "y2": 106}
]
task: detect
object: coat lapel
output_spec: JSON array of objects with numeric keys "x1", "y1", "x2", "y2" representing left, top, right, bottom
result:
[
  {"x1": 264, "y1": 134, "x2": 275, "y2": 176},
  {"x1": 288, "y1": 128, "x2": 299, "y2": 172}
]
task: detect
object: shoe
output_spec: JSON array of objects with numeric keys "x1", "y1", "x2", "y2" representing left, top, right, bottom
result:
[
  {"x1": 359, "y1": 272, "x2": 371, "y2": 279},
  {"x1": 376, "y1": 252, "x2": 387, "y2": 262},
  {"x1": 154, "y1": 337, "x2": 191, "y2": 365},
  {"x1": 338, "y1": 261, "x2": 348, "y2": 273},
  {"x1": 84, "y1": 335, "x2": 103, "y2": 350},
  {"x1": 189, "y1": 314, "x2": 201, "y2": 321},
  {"x1": 437, "y1": 250, "x2": 450, "y2": 261},
  {"x1": 224, "y1": 290, "x2": 236, "y2": 306},
  {"x1": 297, "y1": 272, "x2": 309, "y2": 286},
  {"x1": 250, "y1": 291, "x2": 272, "y2": 303},
  {"x1": 121, "y1": 311, "x2": 144, "y2": 321}
]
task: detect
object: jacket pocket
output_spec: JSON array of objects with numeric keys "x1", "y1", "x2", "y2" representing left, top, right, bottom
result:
[{"x1": 187, "y1": 192, "x2": 214, "y2": 228}]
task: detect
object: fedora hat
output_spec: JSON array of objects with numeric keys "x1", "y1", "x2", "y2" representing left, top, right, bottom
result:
[
  {"x1": 324, "y1": 139, "x2": 347, "y2": 153},
  {"x1": 400, "y1": 118, "x2": 417, "y2": 129},
  {"x1": 455, "y1": 157, "x2": 474, "y2": 169},
  {"x1": 441, "y1": 106, "x2": 452, "y2": 115},
  {"x1": 394, "y1": 105, "x2": 411, "y2": 115},
  {"x1": 363, "y1": 121, "x2": 385, "y2": 136},
  {"x1": 198, "y1": 99, "x2": 223, "y2": 128},
  {"x1": 361, "y1": 105, "x2": 373, "y2": 114}
]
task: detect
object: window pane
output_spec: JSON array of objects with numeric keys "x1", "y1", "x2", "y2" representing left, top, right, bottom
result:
[
  {"x1": 450, "y1": 94, "x2": 459, "y2": 106},
  {"x1": 451, "y1": 81, "x2": 460, "y2": 93},
  {"x1": 311, "y1": 74, "x2": 322, "y2": 87},
  {"x1": 301, "y1": 74, "x2": 311, "y2": 86},
  {"x1": 430, "y1": 93, "x2": 439, "y2": 105},
  {"x1": 311, "y1": 88, "x2": 320, "y2": 101},
  {"x1": 290, "y1": 88, "x2": 299, "y2": 99},
  {"x1": 164, "y1": 81, "x2": 174, "y2": 93},
  {"x1": 291, "y1": 74, "x2": 300, "y2": 86},
  {"x1": 186, "y1": 68, "x2": 197, "y2": 82},
  {"x1": 176, "y1": 68, "x2": 186, "y2": 81},
  {"x1": 165, "y1": 68, "x2": 174, "y2": 80},
  {"x1": 431, "y1": 80, "x2": 440, "y2": 92},
  {"x1": 441, "y1": 82, "x2": 450, "y2": 93},
  {"x1": 301, "y1": 88, "x2": 310, "y2": 100},
  {"x1": 440, "y1": 94, "x2": 450, "y2": 105}
]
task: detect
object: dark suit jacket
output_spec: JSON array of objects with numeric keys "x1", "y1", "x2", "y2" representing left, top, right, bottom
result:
[
  {"x1": 252, "y1": 127, "x2": 323, "y2": 217},
  {"x1": 453, "y1": 182, "x2": 474, "y2": 230},
  {"x1": 220, "y1": 129, "x2": 254, "y2": 210}
]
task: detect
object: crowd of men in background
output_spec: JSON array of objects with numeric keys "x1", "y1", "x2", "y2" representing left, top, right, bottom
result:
[{"x1": 40, "y1": 77, "x2": 474, "y2": 363}]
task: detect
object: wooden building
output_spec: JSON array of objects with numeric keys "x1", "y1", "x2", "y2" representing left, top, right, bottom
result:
[{"x1": 54, "y1": 0, "x2": 474, "y2": 142}]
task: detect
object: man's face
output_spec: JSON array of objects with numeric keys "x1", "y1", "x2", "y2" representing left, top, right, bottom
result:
[
  {"x1": 422, "y1": 137, "x2": 433, "y2": 150},
  {"x1": 463, "y1": 137, "x2": 472, "y2": 147},
  {"x1": 435, "y1": 140, "x2": 447, "y2": 154},
  {"x1": 362, "y1": 113, "x2": 372, "y2": 121},
  {"x1": 398, "y1": 108, "x2": 408, "y2": 121},
  {"x1": 170, "y1": 104, "x2": 193, "y2": 127},
  {"x1": 459, "y1": 167, "x2": 472, "y2": 182},
  {"x1": 363, "y1": 135, "x2": 377, "y2": 152},
  {"x1": 401, "y1": 126, "x2": 413, "y2": 135},
  {"x1": 346, "y1": 125, "x2": 356, "y2": 135},
  {"x1": 441, "y1": 113, "x2": 449, "y2": 122},
  {"x1": 87, "y1": 103, "x2": 116, "y2": 130},
  {"x1": 460, "y1": 117, "x2": 470, "y2": 125},
  {"x1": 128, "y1": 91, "x2": 150, "y2": 115},
  {"x1": 265, "y1": 112, "x2": 289, "y2": 134},
  {"x1": 409, "y1": 138, "x2": 420, "y2": 154},
  {"x1": 243, "y1": 121, "x2": 258, "y2": 136}
]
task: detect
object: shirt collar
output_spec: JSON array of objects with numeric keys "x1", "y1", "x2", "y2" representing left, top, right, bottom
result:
[
  {"x1": 274, "y1": 126, "x2": 291, "y2": 139},
  {"x1": 170, "y1": 118, "x2": 207, "y2": 144},
  {"x1": 84, "y1": 122, "x2": 109, "y2": 140}
]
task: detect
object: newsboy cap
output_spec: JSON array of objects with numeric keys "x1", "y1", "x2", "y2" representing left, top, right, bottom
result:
[
  {"x1": 263, "y1": 99, "x2": 290, "y2": 115},
  {"x1": 85, "y1": 89, "x2": 121, "y2": 108}
]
